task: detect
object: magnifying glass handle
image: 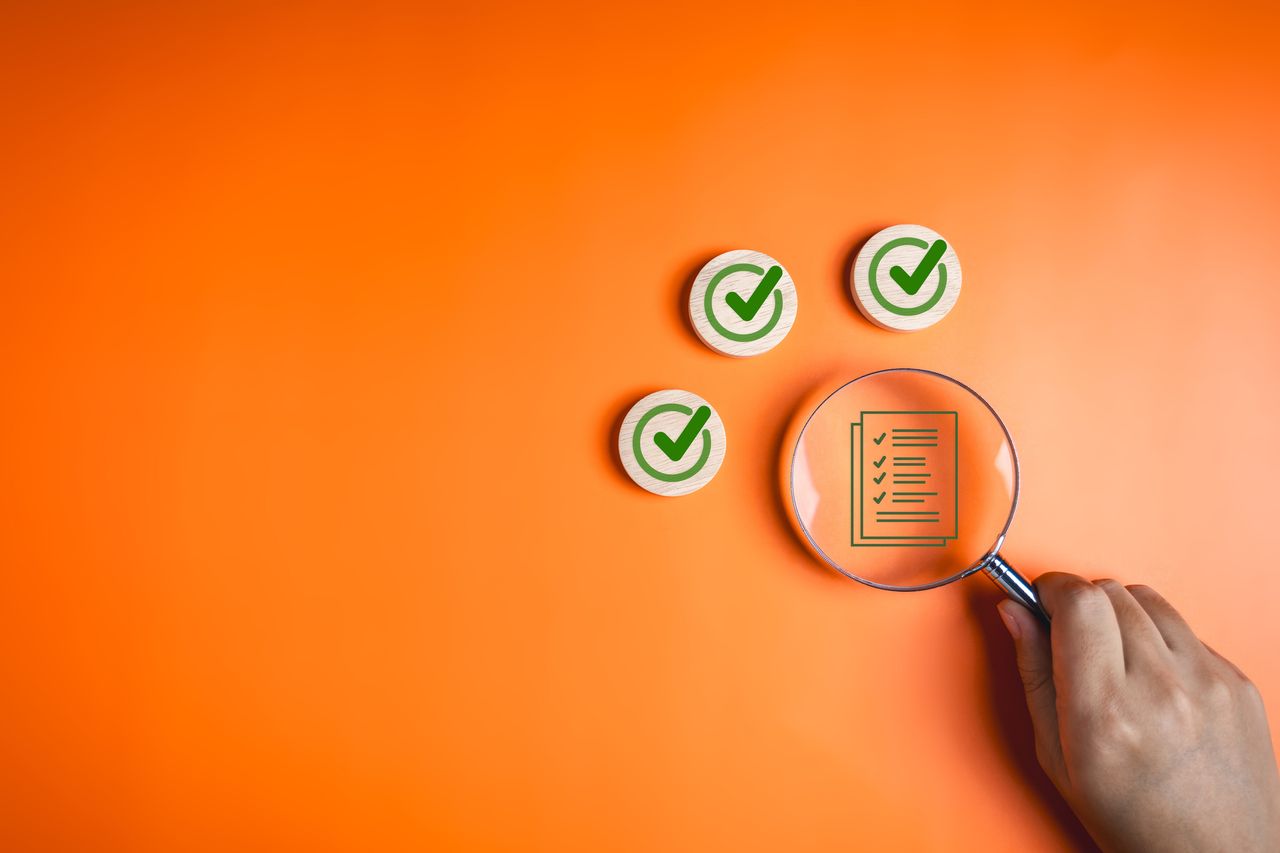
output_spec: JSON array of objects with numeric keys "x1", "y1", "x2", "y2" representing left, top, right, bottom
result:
[{"x1": 984, "y1": 554, "x2": 1050, "y2": 625}]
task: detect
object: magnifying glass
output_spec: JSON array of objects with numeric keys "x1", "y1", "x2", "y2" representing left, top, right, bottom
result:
[{"x1": 787, "y1": 367, "x2": 1048, "y2": 622}]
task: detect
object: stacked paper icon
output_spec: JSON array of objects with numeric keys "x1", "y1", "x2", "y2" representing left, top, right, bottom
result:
[{"x1": 850, "y1": 412, "x2": 959, "y2": 547}]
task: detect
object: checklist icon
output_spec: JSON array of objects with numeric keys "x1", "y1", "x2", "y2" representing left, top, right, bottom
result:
[{"x1": 850, "y1": 412, "x2": 958, "y2": 547}]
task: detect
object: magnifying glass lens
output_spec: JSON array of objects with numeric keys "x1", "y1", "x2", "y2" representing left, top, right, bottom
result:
[{"x1": 789, "y1": 369, "x2": 1018, "y2": 590}]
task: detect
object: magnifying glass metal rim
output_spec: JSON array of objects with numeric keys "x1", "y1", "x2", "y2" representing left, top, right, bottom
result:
[{"x1": 787, "y1": 366, "x2": 1021, "y2": 593}]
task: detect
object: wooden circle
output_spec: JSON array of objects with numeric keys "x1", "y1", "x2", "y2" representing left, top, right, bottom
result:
[
  {"x1": 850, "y1": 224, "x2": 962, "y2": 332},
  {"x1": 618, "y1": 390, "x2": 726, "y2": 496},
  {"x1": 688, "y1": 250, "x2": 797, "y2": 357}
]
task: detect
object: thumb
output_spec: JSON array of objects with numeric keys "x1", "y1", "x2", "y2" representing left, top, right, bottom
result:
[{"x1": 997, "y1": 599, "x2": 1066, "y2": 784}]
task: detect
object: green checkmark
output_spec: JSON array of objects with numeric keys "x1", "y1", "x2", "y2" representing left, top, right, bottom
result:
[
  {"x1": 873, "y1": 472, "x2": 887, "y2": 484},
  {"x1": 889, "y1": 239, "x2": 947, "y2": 296},
  {"x1": 872, "y1": 491, "x2": 886, "y2": 504},
  {"x1": 704, "y1": 263, "x2": 785, "y2": 343},
  {"x1": 890, "y1": 239, "x2": 952, "y2": 295},
  {"x1": 872, "y1": 455, "x2": 886, "y2": 468},
  {"x1": 633, "y1": 402, "x2": 713, "y2": 484},
  {"x1": 652, "y1": 405, "x2": 711, "y2": 462},
  {"x1": 873, "y1": 432, "x2": 887, "y2": 445},
  {"x1": 868, "y1": 236, "x2": 949, "y2": 317},
  {"x1": 723, "y1": 265, "x2": 782, "y2": 322}
]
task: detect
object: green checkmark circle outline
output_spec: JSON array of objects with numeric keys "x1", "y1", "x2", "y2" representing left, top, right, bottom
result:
[
  {"x1": 869, "y1": 237, "x2": 947, "y2": 316},
  {"x1": 704, "y1": 263, "x2": 784, "y2": 342},
  {"x1": 632, "y1": 403, "x2": 712, "y2": 483}
]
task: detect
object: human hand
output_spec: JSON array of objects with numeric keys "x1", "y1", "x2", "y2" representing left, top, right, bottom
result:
[{"x1": 998, "y1": 573, "x2": 1280, "y2": 852}]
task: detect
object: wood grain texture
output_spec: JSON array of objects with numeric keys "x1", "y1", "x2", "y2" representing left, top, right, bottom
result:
[
  {"x1": 618, "y1": 389, "x2": 726, "y2": 496},
  {"x1": 688, "y1": 249, "x2": 797, "y2": 356},
  {"x1": 851, "y1": 224, "x2": 962, "y2": 332}
]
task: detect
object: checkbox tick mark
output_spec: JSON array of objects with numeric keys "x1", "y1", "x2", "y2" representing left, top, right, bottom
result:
[
  {"x1": 723, "y1": 265, "x2": 783, "y2": 322},
  {"x1": 889, "y1": 239, "x2": 947, "y2": 296},
  {"x1": 873, "y1": 432, "x2": 887, "y2": 445},
  {"x1": 872, "y1": 491, "x2": 886, "y2": 504},
  {"x1": 872, "y1": 455, "x2": 887, "y2": 468},
  {"x1": 652, "y1": 405, "x2": 711, "y2": 462},
  {"x1": 873, "y1": 472, "x2": 887, "y2": 484}
]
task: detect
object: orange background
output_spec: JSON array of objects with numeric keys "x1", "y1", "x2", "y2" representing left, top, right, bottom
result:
[{"x1": 3, "y1": 2, "x2": 1280, "y2": 850}]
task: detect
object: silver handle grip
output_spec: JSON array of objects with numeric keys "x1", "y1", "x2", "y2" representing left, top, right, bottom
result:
[{"x1": 983, "y1": 553, "x2": 1050, "y2": 625}]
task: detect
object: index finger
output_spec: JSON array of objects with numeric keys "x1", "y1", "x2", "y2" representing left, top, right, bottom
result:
[{"x1": 1035, "y1": 572, "x2": 1126, "y2": 697}]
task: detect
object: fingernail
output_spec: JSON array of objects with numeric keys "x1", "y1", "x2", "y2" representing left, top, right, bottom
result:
[{"x1": 997, "y1": 600, "x2": 1021, "y2": 640}]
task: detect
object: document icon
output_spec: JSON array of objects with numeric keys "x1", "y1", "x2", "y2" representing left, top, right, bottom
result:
[{"x1": 851, "y1": 411, "x2": 958, "y2": 547}]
